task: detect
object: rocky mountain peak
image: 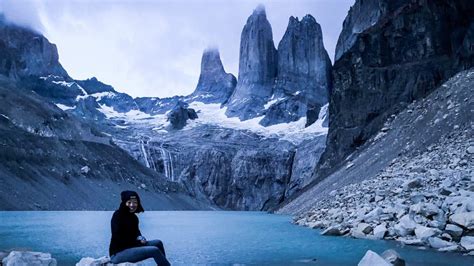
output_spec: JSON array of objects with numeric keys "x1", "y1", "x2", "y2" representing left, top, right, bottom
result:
[
  {"x1": 190, "y1": 48, "x2": 236, "y2": 104},
  {"x1": 225, "y1": 5, "x2": 278, "y2": 120},
  {"x1": 260, "y1": 13, "x2": 331, "y2": 126},
  {"x1": 200, "y1": 48, "x2": 225, "y2": 74},
  {"x1": 0, "y1": 19, "x2": 69, "y2": 80},
  {"x1": 252, "y1": 4, "x2": 266, "y2": 16}
]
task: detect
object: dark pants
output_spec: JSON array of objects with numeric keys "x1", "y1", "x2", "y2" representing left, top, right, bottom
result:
[{"x1": 110, "y1": 239, "x2": 170, "y2": 266}]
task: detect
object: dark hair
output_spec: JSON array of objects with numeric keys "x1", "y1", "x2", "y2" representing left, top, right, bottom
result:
[{"x1": 119, "y1": 190, "x2": 145, "y2": 213}]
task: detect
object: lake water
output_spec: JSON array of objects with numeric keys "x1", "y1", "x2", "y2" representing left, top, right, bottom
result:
[{"x1": 0, "y1": 211, "x2": 472, "y2": 265}]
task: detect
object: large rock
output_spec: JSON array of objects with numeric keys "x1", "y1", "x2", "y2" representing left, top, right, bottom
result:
[
  {"x1": 460, "y1": 236, "x2": 474, "y2": 251},
  {"x1": 414, "y1": 225, "x2": 441, "y2": 240},
  {"x1": 373, "y1": 223, "x2": 388, "y2": 239},
  {"x1": 225, "y1": 5, "x2": 277, "y2": 120},
  {"x1": 358, "y1": 250, "x2": 391, "y2": 266},
  {"x1": 260, "y1": 15, "x2": 331, "y2": 126},
  {"x1": 321, "y1": 226, "x2": 344, "y2": 236},
  {"x1": 381, "y1": 249, "x2": 405, "y2": 266},
  {"x1": 428, "y1": 237, "x2": 454, "y2": 249},
  {"x1": 444, "y1": 224, "x2": 463, "y2": 238},
  {"x1": 76, "y1": 256, "x2": 137, "y2": 266},
  {"x1": 167, "y1": 101, "x2": 198, "y2": 130},
  {"x1": 449, "y1": 212, "x2": 474, "y2": 229},
  {"x1": 2, "y1": 251, "x2": 57, "y2": 266},
  {"x1": 317, "y1": 0, "x2": 474, "y2": 177},
  {"x1": 394, "y1": 215, "x2": 417, "y2": 236},
  {"x1": 189, "y1": 48, "x2": 237, "y2": 104}
]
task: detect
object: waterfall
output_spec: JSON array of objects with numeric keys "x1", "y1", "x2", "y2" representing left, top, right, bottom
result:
[
  {"x1": 140, "y1": 139, "x2": 175, "y2": 181},
  {"x1": 139, "y1": 139, "x2": 157, "y2": 171},
  {"x1": 159, "y1": 143, "x2": 175, "y2": 181},
  {"x1": 139, "y1": 140, "x2": 150, "y2": 168}
]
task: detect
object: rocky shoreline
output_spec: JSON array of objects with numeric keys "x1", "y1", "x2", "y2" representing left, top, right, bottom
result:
[{"x1": 295, "y1": 126, "x2": 474, "y2": 255}]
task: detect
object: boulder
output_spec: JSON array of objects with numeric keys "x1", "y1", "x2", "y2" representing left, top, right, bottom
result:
[
  {"x1": 2, "y1": 251, "x2": 57, "y2": 266},
  {"x1": 428, "y1": 237, "x2": 454, "y2": 249},
  {"x1": 460, "y1": 236, "x2": 474, "y2": 251},
  {"x1": 394, "y1": 215, "x2": 417, "y2": 236},
  {"x1": 467, "y1": 146, "x2": 474, "y2": 154},
  {"x1": 167, "y1": 101, "x2": 198, "y2": 130},
  {"x1": 444, "y1": 224, "x2": 464, "y2": 238},
  {"x1": 381, "y1": 249, "x2": 405, "y2": 266},
  {"x1": 414, "y1": 225, "x2": 441, "y2": 240},
  {"x1": 352, "y1": 223, "x2": 373, "y2": 238},
  {"x1": 410, "y1": 203, "x2": 441, "y2": 217},
  {"x1": 321, "y1": 226, "x2": 344, "y2": 236},
  {"x1": 358, "y1": 250, "x2": 391, "y2": 266},
  {"x1": 307, "y1": 221, "x2": 325, "y2": 229},
  {"x1": 449, "y1": 212, "x2": 474, "y2": 229},
  {"x1": 402, "y1": 178, "x2": 422, "y2": 190},
  {"x1": 363, "y1": 207, "x2": 383, "y2": 223},
  {"x1": 76, "y1": 256, "x2": 138, "y2": 266},
  {"x1": 373, "y1": 223, "x2": 388, "y2": 239}
]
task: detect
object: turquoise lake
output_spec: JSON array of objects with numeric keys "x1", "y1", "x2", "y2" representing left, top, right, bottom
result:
[{"x1": 0, "y1": 211, "x2": 472, "y2": 265}]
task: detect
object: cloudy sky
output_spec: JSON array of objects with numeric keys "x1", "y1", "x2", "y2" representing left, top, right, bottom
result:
[{"x1": 1, "y1": 0, "x2": 354, "y2": 98}]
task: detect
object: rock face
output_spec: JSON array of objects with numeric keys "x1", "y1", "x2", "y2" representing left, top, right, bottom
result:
[
  {"x1": 318, "y1": 0, "x2": 474, "y2": 177},
  {"x1": 190, "y1": 48, "x2": 237, "y2": 104},
  {"x1": 334, "y1": 0, "x2": 408, "y2": 61},
  {"x1": 225, "y1": 5, "x2": 277, "y2": 120},
  {"x1": 260, "y1": 15, "x2": 331, "y2": 126},
  {"x1": 138, "y1": 126, "x2": 296, "y2": 210},
  {"x1": 0, "y1": 16, "x2": 69, "y2": 80},
  {"x1": 286, "y1": 134, "x2": 326, "y2": 198},
  {"x1": 286, "y1": 69, "x2": 474, "y2": 253}
]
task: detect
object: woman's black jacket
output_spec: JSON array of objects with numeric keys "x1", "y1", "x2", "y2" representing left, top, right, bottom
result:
[{"x1": 109, "y1": 208, "x2": 143, "y2": 256}]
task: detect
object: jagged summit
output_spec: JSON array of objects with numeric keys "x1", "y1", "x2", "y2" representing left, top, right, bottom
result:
[
  {"x1": 253, "y1": 4, "x2": 266, "y2": 16},
  {"x1": 259, "y1": 13, "x2": 331, "y2": 127},
  {"x1": 189, "y1": 48, "x2": 236, "y2": 104},
  {"x1": 200, "y1": 48, "x2": 225, "y2": 74},
  {"x1": 225, "y1": 5, "x2": 277, "y2": 120}
]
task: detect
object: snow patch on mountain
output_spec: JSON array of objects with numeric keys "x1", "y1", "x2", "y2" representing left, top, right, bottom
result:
[
  {"x1": 98, "y1": 104, "x2": 150, "y2": 120},
  {"x1": 55, "y1": 103, "x2": 75, "y2": 111},
  {"x1": 264, "y1": 96, "x2": 284, "y2": 109},
  {"x1": 185, "y1": 101, "x2": 328, "y2": 144}
]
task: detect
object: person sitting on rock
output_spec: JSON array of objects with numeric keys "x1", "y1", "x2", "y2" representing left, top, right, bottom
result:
[{"x1": 109, "y1": 190, "x2": 170, "y2": 266}]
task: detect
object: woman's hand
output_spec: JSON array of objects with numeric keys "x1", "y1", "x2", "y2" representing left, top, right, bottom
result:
[{"x1": 137, "y1": 235, "x2": 147, "y2": 244}]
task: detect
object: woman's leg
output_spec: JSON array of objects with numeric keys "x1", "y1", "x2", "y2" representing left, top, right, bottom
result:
[
  {"x1": 110, "y1": 246, "x2": 170, "y2": 266},
  {"x1": 146, "y1": 239, "x2": 166, "y2": 257}
]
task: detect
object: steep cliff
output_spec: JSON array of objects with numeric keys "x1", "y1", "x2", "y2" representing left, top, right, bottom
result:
[
  {"x1": 260, "y1": 15, "x2": 331, "y2": 126},
  {"x1": 318, "y1": 0, "x2": 474, "y2": 178},
  {"x1": 0, "y1": 16, "x2": 69, "y2": 80},
  {"x1": 225, "y1": 5, "x2": 278, "y2": 120}
]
